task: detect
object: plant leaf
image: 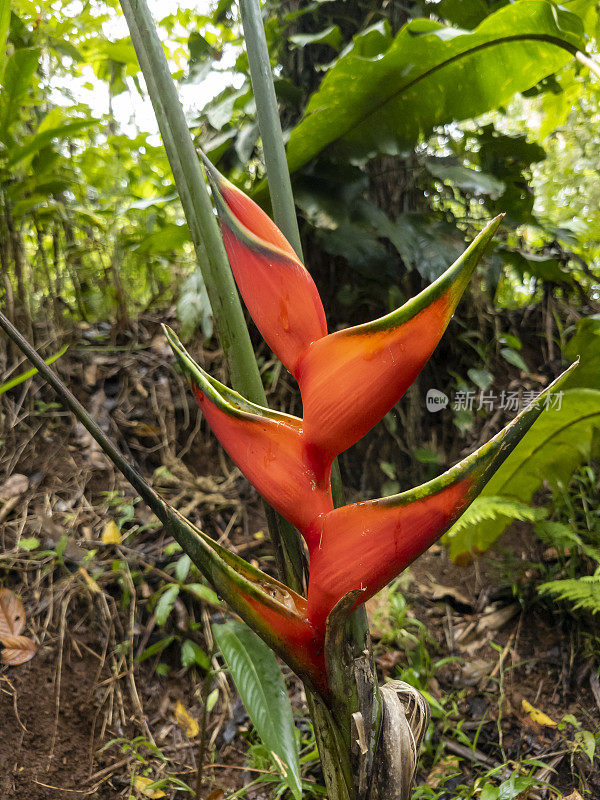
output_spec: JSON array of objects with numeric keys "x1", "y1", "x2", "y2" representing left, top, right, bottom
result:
[
  {"x1": 0, "y1": 48, "x2": 40, "y2": 142},
  {"x1": 279, "y1": 2, "x2": 584, "y2": 175},
  {"x1": 0, "y1": 589, "x2": 25, "y2": 637},
  {"x1": 474, "y1": 388, "x2": 600, "y2": 550},
  {"x1": 154, "y1": 584, "x2": 180, "y2": 626},
  {"x1": 213, "y1": 620, "x2": 302, "y2": 800},
  {"x1": 443, "y1": 496, "x2": 548, "y2": 565},
  {"x1": 0, "y1": 345, "x2": 68, "y2": 396},
  {"x1": 0, "y1": 0, "x2": 11, "y2": 82},
  {"x1": 1, "y1": 634, "x2": 36, "y2": 665}
]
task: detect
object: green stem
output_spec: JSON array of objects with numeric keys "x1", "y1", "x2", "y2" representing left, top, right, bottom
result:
[
  {"x1": 238, "y1": 0, "x2": 303, "y2": 259},
  {"x1": 120, "y1": 0, "x2": 261, "y2": 402},
  {"x1": 119, "y1": 0, "x2": 305, "y2": 589}
]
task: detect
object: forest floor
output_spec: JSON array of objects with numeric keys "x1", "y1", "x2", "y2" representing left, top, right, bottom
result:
[{"x1": 1, "y1": 317, "x2": 599, "y2": 800}]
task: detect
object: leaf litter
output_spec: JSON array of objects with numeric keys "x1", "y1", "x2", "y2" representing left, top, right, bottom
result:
[{"x1": 0, "y1": 588, "x2": 36, "y2": 666}]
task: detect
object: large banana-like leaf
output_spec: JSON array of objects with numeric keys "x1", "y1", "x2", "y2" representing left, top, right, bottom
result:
[{"x1": 275, "y1": 2, "x2": 585, "y2": 178}]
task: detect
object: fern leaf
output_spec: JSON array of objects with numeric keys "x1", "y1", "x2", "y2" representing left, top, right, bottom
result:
[
  {"x1": 539, "y1": 573, "x2": 600, "y2": 615},
  {"x1": 443, "y1": 496, "x2": 547, "y2": 564}
]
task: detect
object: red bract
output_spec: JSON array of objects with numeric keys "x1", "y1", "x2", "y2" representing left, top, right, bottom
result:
[
  {"x1": 201, "y1": 155, "x2": 327, "y2": 378},
  {"x1": 296, "y1": 216, "x2": 502, "y2": 463},
  {"x1": 164, "y1": 326, "x2": 333, "y2": 534},
  {"x1": 165, "y1": 157, "x2": 576, "y2": 695},
  {"x1": 304, "y1": 371, "x2": 568, "y2": 631}
]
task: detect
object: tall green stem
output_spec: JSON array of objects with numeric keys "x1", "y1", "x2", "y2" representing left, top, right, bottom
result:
[
  {"x1": 121, "y1": 0, "x2": 260, "y2": 400},
  {"x1": 238, "y1": 0, "x2": 303, "y2": 259},
  {"x1": 237, "y1": 2, "x2": 379, "y2": 797}
]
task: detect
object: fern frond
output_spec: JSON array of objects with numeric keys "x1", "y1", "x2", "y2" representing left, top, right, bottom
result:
[
  {"x1": 539, "y1": 573, "x2": 600, "y2": 614},
  {"x1": 534, "y1": 521, "x2": 600, "y2": 564},
  {"x1": 443, "y1": 496, "x2": 547, "y2": 563}
]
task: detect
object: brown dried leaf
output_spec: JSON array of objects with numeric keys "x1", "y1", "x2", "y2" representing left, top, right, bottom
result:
[
  {"x1": 1, "y1": 634, "x2": 36, "y2": 666},
  {"x1": 428, "y1": 583, "x2": 473, "y2": 610},
  {"x1": 0, "y1": 474, "x2": 29, "y2": 501},
  {"x1": 0, "y1": 589, "x2": 25, "y2": 637}
]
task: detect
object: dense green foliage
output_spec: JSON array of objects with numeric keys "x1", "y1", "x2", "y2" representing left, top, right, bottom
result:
[{"x1": 2, "y1": 0, "x2": 600, "y2": 613}]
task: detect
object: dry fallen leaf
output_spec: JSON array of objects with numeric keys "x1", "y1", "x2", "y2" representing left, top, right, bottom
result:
[
  {"x1": 174, "y1": 699, "x2": 200, "y2": 738},
  {"x1": 101, "y1": 520, "x2": 121, "y2": 545},
  {"x1": 133, "y1": 775, "x2": 166, "y2": 798},
  {"x1": 476, "y1": 602, "x2": 520, "y2": 633},
  {"x1": 0, "y1": 589, "x2": 25, "y2": 637},
  {"x1": 1, "y1": 634, "x2": 37, "y2": 666},
  {"x1": 521, "y1": 698, "x2": 557, "y2": 728},
  {"x1": 0, "y1": 474, "x2": 29, "y2": 502},
  {"x1": 563, "y1": 791, "x2": 584, "y2": 800},
  {"x1": 428, "y1": 583, "x2": 473, "y2": 610}
]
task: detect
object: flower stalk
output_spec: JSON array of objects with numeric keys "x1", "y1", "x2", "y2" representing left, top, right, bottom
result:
[{"x1": 119, "y1": 0, "x2": 305, "y2": 589}]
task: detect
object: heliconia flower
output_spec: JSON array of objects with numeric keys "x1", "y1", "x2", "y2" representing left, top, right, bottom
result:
[
  {"x1": 199, "y1": 153, "x2": 503, "y2": 467},
  {"x1": 199, "y1": 153, "x2": 327, "y2": 378},
  {"x1": 305, "y1": 363, "x2": 577, "y2": 632},
  {"x1": 296, "y1": 216, "x2": 503, "y2": 464},
  {"x1": 164, "y1": 502, "x2": 327, "y2": 695},
  {"x1": 163, "y1": 326, "x2": 333, "y2": 534}
]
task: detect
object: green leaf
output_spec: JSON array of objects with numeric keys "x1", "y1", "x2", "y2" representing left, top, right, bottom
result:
[
  {"x1": 18, "y1": 537, "x2": 40, "y2": 551},
  {"x1": 174, "y1": 554, "x2": 191, "y2": 583},
  {"x1": 443, "y1": 496, "x2": 548, "y2": 563},
  {"x1": 0, "y1": 0, "x2": 10, "y2": 81},
  {"x1": 467, "y1": 368, "x2": 493, "y2": 390},
  {"x1": 539, "y1": 574, "x2": 600, "y2": 615},
  {"x1": 575, "y1": 729, "x2": 597, "y2": 763},
  {"x1": 289, "y1": 24, "x2": 343, "y2": 51},
  {"x1": 471, "y1": 389, "x2": 600, "y2": 552},
  {"x1": 500, "y1": 347, "x2": 529, "y2": 373},
  {"x1": 425, "y1": 157, "x2": 504, "y2": 198},
  {"x1": 480, "y1": 785, "x2": 499, "y2": 800},
  {"x1": 564, "y1": 315, "x2": 600, "y2": 390},
  {"x1": 212, "y1": 620, "x2": 302, "y2": 800},
  {"x1": 181, "y1": 639, "x2": 210, "y2": 670},
  {"x1": 136, "y1": 635, "x2": 175, "y2": 663},
  {"x1": 0, "y1": 47, "x2": 40, "y2": 142},
  {"x1": 155, "y1": 584, "x2": 180, "y2": 625},
  {"x1": 7, "y1": 118, "x2": 98, "y2": 168},
  {"x1": 134, "y1": 223, "x2": 190, "y2": 254},
  {"x1": 281, "y1": 2, "x2": 584, "y2": 175},
  {"x1": 0, "y1": 345, "x2": 68, "y2": 396},
  {"x1": 182, "y1": 582, "x2": 221, "y2": 606}
]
